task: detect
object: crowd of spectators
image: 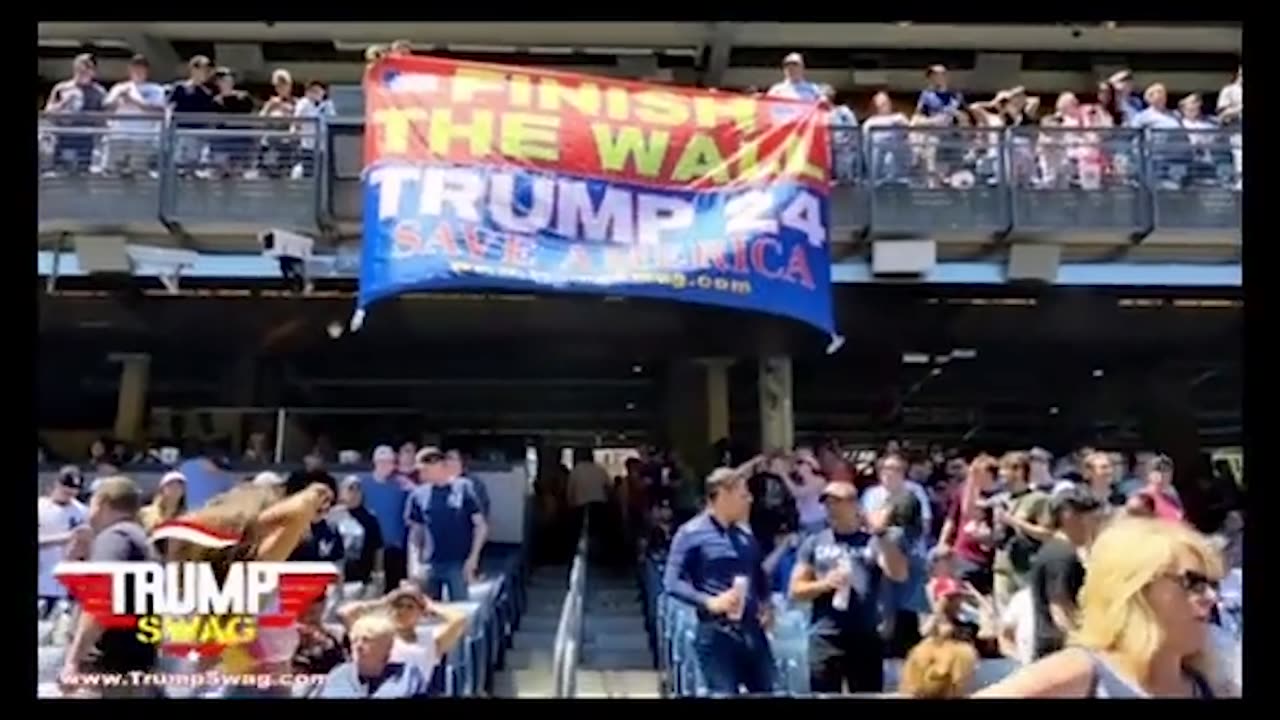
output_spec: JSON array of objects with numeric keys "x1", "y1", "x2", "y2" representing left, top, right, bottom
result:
[
  {"x1": 39, "y1": 52, "x2": 335, "y2": 180},
  {"x1": 758, "y1": 54, "x2": 1243, "y2": 191},
  {"x1": 645, "y1": 439, "x2": 1243, "y2": 698},
  {"x1": 38, "y1": 45, "x2": 1243, "y2": 193},
  {"x1": 38, "y1": 437, "x2": 496, "y2": 698}
]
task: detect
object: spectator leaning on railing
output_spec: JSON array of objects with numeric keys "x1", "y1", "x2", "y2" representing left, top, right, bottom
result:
[
  {"x1": 210, "y1": 66, "x2": 255, "y2": 178},
  {"x1": 293, "y1": 80, "x2": 335, "y2": 178},
  {"x1": 168, "y1": 55, "x2": 217, "y2": 175},
  {"x1": 102, "y1": 53, "x2": 166, "y2": 178},
  {"x1": 823, "y1": 84, "x2": 858, "y2": 183},
  {"x1": 44, "y1": 53, "x2": 106, "y2": 175},
  {"x1": 861, "y1": 91, "x2": 910, "y2": 183}
]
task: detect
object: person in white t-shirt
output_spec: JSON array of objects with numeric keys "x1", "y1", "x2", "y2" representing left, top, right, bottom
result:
[
  {"x1": 103, "y1": 54, "x2": 167, "y2": 177},
  {"x1": 766, "y1": 53, "x2": 823, "y2": 103},
  {"x1": 997, "y1": 587, "x2": 1035, "y2": 666},
  {"x1": 337, "y1": 582, "x2": 469, "y2": 681},
  {"x1": 862, "y1": 91, "x2": 911, "y2": 183},
  {"x1": 292, "y1": 80, "x2": 335, "y2": 178},
  {"x1": 37, "y1": 469, "x2": 89, "y2": 617}
]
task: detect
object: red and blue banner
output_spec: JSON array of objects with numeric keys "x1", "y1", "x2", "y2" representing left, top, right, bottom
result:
[{"x1": 358, "y1": 56, "x2": 837, "y2": 340}]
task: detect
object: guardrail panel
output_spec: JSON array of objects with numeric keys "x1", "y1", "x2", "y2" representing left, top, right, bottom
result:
[
  {"x1": 1008, "y1": 127, "x2": 1148, "y2": 232},
  {"x1": 1149, "y1": 127, "x2": 1242, "y2": 231},
  {"x1": 865, "y1": 127, "x2": 1010, "y2": 234},
  {"x1": 162, "y1": 114, "x2": 322, "y2": 228},
  {"x1": 38, "y1": 115, "x2": 166, "y2": 225},
  {"x1": 328, "y1": 120, "x2": 365, "y2": 223}
]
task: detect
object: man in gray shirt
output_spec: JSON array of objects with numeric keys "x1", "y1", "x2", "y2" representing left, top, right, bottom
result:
[{"x1": 60, "y1": 476, "x2": 159, "y2": 698}]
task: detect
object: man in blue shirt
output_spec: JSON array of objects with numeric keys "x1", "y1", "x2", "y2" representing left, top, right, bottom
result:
[
  {"x1": 363, "y1": 445, "x2": 411, "y2": 590},
  {"x1": 788, "y1": 480, "x2": 908, "y2": 694},
  {"x1": 178, "y1": 454, "x2": 234, "y2": 509},
  {"x1": 446, "y1": 449, "x2": 490, "y2": 519},
  {"x1": 318, "y1": 614, "x2": 431, "y2": 698},
  {"x1": 405, "y1": 447, "x2": 489, "y2": 602},
  {"x1": 915, "y1": 64, "x2": 964, "y2": 123},
  {"x1": 663, "y1": 467, "x2": 774, "y2": 696}
]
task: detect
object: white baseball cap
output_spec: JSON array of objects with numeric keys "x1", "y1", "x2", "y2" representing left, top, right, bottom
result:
[
  {"x1": 252, "y1": 471, "x2": 286, "y2": 488},
  {"x1": 159, "y1": 471, "x2": 186, "y2": 488}
]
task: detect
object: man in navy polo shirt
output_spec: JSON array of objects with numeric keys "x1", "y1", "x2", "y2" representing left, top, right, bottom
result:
[
  {"x1": 362, "y1": 445, "x2": 411, "y2": 591},
  {"x1": 405, "y1": 447, "x2": 489, "y2": 602},
  {"x1": 915, "y1": 64, "x2": 965, "y2": 123},
  {"x1": 663, "y1": 467, "x2": 774, "y2": 696}
]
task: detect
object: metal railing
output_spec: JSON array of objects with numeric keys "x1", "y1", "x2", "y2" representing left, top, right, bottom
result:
[
  {"x1": 37, "y1": 112, "x2": 1242, "y2": 235},
  {"x1": 552, "y1": 513, "x2": 589, "y2": 698},
  {"x1": 38, "y1": 111, "x2": 327, "y2": 229}
]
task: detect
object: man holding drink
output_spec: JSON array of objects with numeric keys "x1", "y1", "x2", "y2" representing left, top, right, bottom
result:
[
  {"x1": 663, "y1": 464, "x2": 775, "y2": 696},
  {"x1": 789, "y1": 480, "x2": 909, "y2": 694}
]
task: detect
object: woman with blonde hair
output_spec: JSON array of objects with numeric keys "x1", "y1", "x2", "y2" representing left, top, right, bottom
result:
[
  {"x1": 899, "y1": 634, "x2": 979, "y2": 698},
  {"x1": 149, "y1": 481, "x2": 335, "y2": 695},
  {"x1": 139, "y1": 471, "x2": 186, "y2": 531},
  {"x1": 975, "y1": 517, "x2": 1229, "y2": 698}
]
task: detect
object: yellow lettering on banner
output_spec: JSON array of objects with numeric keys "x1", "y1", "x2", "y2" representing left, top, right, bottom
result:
[
  {"x1": 633, "y1": 91, "x2": 690, "y2": 126},
  {"x1": 501, "y1": 113, "x2": 561, "y2": 162},
  {"x1": 605, "y1": 88, "x2": 630, "y2": 121},
  {"x1": 735, "y1": 137, "x2": 779, "y2": 181},
  {"x1": 783, "y1": 132, "x2": 826, "y2": 182},
  {"x1": 539, "y1": 79, "x2": 602, "y2": 116},
  {"x1": 693, "y1": 96, "x2": 757, "y2": 132},
  {"x1": 371, "y1": 108, "x2": 429, "y2": 154},
  {"x1": 591, "y1": 124, "x2": 669, "y2": 178},
  {"x1": 452, "y1": 68, "x2": 507, "y2": 103},
  {"x1": 509, "y1": 75, "x2": 534, "y2": 107},
  {"x1": 671, "y1": 133, "x2": 730, "y2": 184},
  {"x1": 430, "y1": 109, "x2": 495, "y2": 157}
]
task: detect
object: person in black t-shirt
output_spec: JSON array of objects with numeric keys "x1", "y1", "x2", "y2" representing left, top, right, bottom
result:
[
  {"x1": 168, "y1": 55, "x2": 216, "y2": 172},
  {"x1": 210, "y1": 66, "x2": 255, "y2": 177},
  {"x1": 335, "y1": 476, "x2": 384, "y2": 585},
  {"x1": 289, "y1": 471, "x2": 345, "y2": 565},
  {"x1": 1028, "y1": 488, "x2": 1102, "y2": 659},
  {"x1": 789, "y1": 480, "x2": 908, "y2": 694}
]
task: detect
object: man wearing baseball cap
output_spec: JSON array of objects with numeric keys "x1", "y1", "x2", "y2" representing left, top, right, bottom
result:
[
  {"x1": 404, "y1": 447, "x2": 488, "y2": 601},
  {"x1": 1027, "y1": 487, "x2": 1102, "y2": 659},
  {"x1": 38, "y1": 468, "x2": 89, "y2": 618},
  {"x1": 362, "y1": 444, "x2": 411, "y2": 591},
  {"x1": 789, "y1": 480, "x2": 908, "y2": 693},
  {"x1": 766, "y1": 52, "x2": 822, "y2": 102}
]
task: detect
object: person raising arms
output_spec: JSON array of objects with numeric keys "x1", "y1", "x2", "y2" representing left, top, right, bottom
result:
[
  {"x1": 149, "y1": 481, "x2": 336, "y2": 694},
  {"x1": 336, "y1": 581, "x2": 468, "y2": 682},
  {"x1": 975, "y1": 517, "x2": 1232, "y2": 698}
]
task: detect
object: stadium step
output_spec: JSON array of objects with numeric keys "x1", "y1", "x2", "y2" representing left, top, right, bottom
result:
[
  {"x1": 493, "y1": 668, "x2": 558, "y2": 698},
  {"x1": 574, "y1": 670, "x2": 662, "y2": 698}
]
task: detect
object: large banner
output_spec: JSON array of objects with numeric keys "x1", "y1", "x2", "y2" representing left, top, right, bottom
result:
[{"x1": 358, "y1": 56, "x2": 836, "y2": 339}]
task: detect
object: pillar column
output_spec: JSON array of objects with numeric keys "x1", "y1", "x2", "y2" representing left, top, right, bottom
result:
[
  {"x1": 664, "y1": 357, "x2": 736, "y2": 477},
  {"x1": 109, "y1": 353, "x2": 150, "y2": 444},
  {"x1": 696, "y1": 357, "x2": 734, "y2": 446},
  {"x1": 758, "y1": 356, "x2": 794, "y2": 452}
]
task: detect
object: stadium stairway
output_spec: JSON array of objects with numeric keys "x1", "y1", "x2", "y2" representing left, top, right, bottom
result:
[
  {"x1": 574, "y1": 568, "x2": 661, "y2": 699},
  {"x1": 492, "y1": 565, "x2": 570, "y2": 698}
]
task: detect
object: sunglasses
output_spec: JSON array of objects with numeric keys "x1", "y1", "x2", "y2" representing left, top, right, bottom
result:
[{"x1": 1164, "y1": 570, "x2": 1219, "y2": 596}]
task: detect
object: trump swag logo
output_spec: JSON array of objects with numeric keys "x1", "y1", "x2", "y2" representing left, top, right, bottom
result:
[{"x1": 54, "y1": 520, "x2": 340, "y2": 659}]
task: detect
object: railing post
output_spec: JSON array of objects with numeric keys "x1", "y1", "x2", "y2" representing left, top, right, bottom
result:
[{"x1": 273, "y1": 407, "x2": 287, "y2": 463}]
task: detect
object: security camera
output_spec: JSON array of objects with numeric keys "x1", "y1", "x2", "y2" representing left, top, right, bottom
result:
[
  {"x1": 258, "y1": 228, "x2": 314, "y2": 260},
  {"x1": 259, "y1": 229, "x2": 314, "y2": 294}
]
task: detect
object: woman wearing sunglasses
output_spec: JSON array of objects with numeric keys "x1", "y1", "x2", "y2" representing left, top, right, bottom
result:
[{"x1": 975, "y1": 517, "x2": 1232, "y2": 698}]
